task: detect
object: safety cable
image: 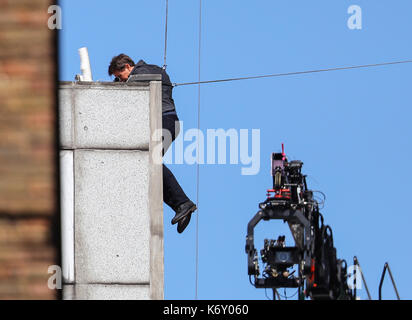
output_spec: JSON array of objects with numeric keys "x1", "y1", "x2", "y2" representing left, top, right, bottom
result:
[
  {"x1": 173, "y1": 59, "x2": 412, "y2": 87},
  {"x1": 163, "y1": 0, "x2": 169, "y2": 69},
  {"x1": 195, "y1": 0, "x2": 202, "y2": 301}
]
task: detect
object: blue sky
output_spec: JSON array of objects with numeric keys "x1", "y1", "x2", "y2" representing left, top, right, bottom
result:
[{"x1": 59, "y1": 0, "x2": 412, "y2": 300}]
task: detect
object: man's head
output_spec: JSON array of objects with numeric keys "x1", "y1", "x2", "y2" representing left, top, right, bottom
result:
[{"x1": 108, "y1": 54, "x2": 135, "y2": 82}]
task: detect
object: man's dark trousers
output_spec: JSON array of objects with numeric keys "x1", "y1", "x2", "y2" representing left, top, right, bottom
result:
[{"x1": 162, "y1": 113, "x2": 190, "y2": 212}]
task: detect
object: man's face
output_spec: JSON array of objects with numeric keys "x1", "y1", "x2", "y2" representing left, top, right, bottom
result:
[{"x1": 113, "y1": 63, "x2": 134, "y2": 82}]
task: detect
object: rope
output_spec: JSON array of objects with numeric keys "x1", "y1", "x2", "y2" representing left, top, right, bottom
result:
[
  {"x1": 195, "y1": 0, "x2": 202, "y2": 300},
  {"x1": 163, "y1": 0, "x2": 169, "y2": 69},
  {"x1": 173, "y1": 59, "x2": 412, "y2": 87}
]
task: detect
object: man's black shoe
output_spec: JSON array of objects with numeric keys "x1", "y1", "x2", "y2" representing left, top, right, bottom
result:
[
  {"x1": 171, "y1": 200, "x2": 197, "y2": 225},
  {"x1": 177, "y1": 214, "x2": 191, "y2": 233}
]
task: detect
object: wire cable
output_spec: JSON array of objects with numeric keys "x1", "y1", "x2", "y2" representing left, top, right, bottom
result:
[
  {"x1": 277, "y1": 288, "x2": 300, "y2": 300},
  {"x1": 248, "y1": 275, "x2": 256, "y2": 286},
  {"x1": 163, "y1": 0, "x2": 169, "y2": 69},
  {"x1": 313, "y1": 190, "x2": 326, "y2": 209},
  {"x1": 264, "y1": 288, "x2": 271, "y2": 300},
  {"x1": 173, "y1": 59, "x2": 412, "y2": 87},
  {"x1": 195, "y1": 0, "x2": 202, "y2": 301},
  {"x1": 273, "y1": 288, "x2": 281, "y2": 300}
]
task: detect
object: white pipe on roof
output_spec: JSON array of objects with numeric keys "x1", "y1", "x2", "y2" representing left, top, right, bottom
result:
[{"x1": 78, "y1": 47, "x2": 93, "y2": 81}]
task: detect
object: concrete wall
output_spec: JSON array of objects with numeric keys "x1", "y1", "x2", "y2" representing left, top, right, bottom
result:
[{"x1": 59, "y1": 79, "x2": 163, "y2": 300}]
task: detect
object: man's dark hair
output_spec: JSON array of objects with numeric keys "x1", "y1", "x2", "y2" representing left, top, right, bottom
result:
[{"x1": 108, "y1": 54, "x2": 135, "y2": 76}]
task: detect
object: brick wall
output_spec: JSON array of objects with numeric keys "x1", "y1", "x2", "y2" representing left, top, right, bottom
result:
[{"x1": 0, "y1": 0, "x2": 58, "y2": 299}]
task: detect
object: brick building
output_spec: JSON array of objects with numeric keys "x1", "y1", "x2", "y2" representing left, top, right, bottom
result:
[{"x1": 0, "y1": 0, "x2": 59, "y2": 299}]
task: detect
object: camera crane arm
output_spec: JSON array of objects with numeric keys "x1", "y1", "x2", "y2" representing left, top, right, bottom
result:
[
  {"x1": 246, "y1": 207, "x2": 313, "y2": 276},
  {"x1": 245, "y1": 146, "x2": 355, "y2": 300}
]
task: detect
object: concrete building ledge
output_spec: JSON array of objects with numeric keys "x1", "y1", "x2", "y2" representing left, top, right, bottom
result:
[{"x1": 59, "y1": 79, "x2": 164, "y2": 300}]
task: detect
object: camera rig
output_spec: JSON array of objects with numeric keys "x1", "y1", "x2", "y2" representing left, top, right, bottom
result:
[{"x1": 245, "y1": 145, "x2": 353, "y2": 300}]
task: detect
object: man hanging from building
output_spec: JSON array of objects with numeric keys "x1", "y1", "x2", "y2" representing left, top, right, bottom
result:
[{"x1": 108, "y1": 54, "x2": 197, "y2": 233}]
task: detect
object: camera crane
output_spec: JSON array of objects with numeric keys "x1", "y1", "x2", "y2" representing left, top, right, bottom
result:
[{"x1": 245, "y1": 144, "x2": 353, "y2": 300}]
